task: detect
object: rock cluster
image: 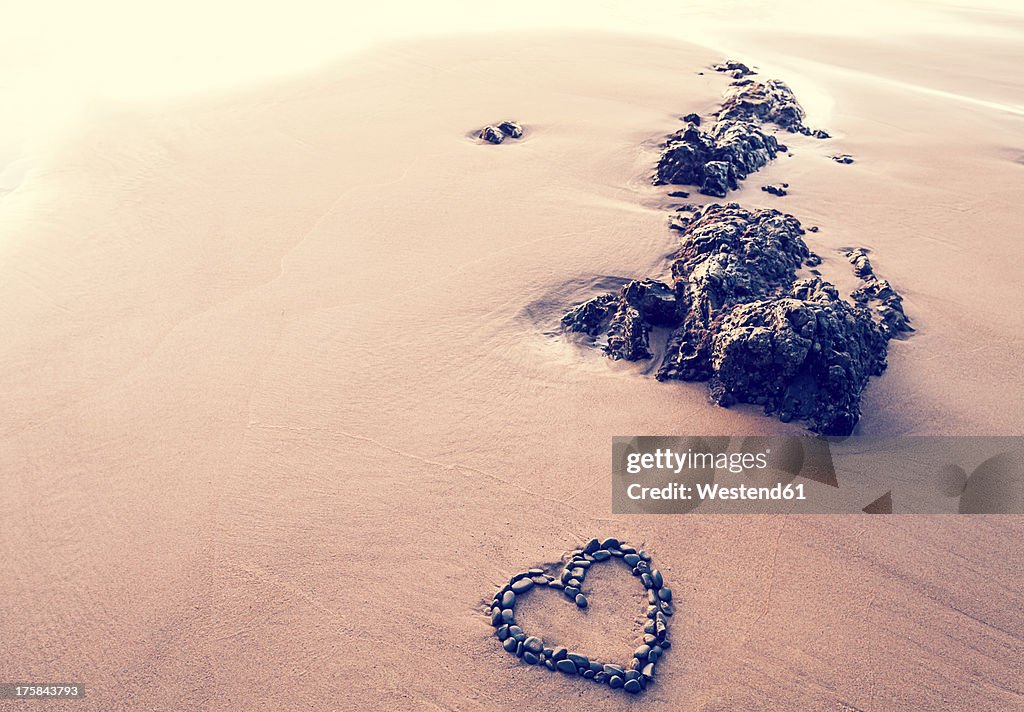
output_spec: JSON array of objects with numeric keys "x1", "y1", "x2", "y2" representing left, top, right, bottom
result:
[
  {"x1": 654, "y1": 62, "x2": 837, "y2": 196},
  {"x1": 844, "y1": 248, "x2": 914, "y2": 339},
  {"x1": 479, "y1": 121, "x2": 524, "y2": 144},
  {"x1": 489, "y1": 538, "x2": 672, "y2": 695},
  {"x1": 563, "y1": 203, "x2": 910, "y2": 434}
]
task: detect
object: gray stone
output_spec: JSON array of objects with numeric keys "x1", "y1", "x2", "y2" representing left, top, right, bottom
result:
[
  {"x1": 608, "y1": 675, "x2": 624, "y2": 689},
  {"x1": 501, "y1": 590, "x2": 515, "y2": 608},
  {"x1": 624, "y1": 679, "x2": 642, "y2": 694},
  {"x1": 510, "y1": 578, "x2": 533, "y2": 594},
  {"x1": 556, "y1": 659, "x2": 577, "y2": 675},
  {"x1": 575, "y1": 593, "x2": 588, "y2": 608},
  {"x1": 524, "y1": 637, "x2": 543, "y2": 655}
]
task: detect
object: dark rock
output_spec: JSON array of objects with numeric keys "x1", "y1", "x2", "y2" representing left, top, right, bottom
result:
[
  {"x1": 524, "y1": 637, "x2": 544, "y2": 655},
  {"x1": 510, "y1": 579, "x2": 533, "y2": 594},
  {"x1": 501, "y1": 608, "x2": 515, "y2": 624},
  {"x1": 567, "y1": 653, "x2": 590, "y2": 669},
  {"x1": 762, "y1": 184, "x2": 787, "y2": 196},
  {"x1": 713, "y1": 60, "x2": 755, "y2": 77},
  {"x1": 575, "y1": 593, "x2": 588, "y2": 608},
  {"x1": 813, "y1": 129, "x2": 831, "y2": 139},
  {"x1": 479, "y1": 125, "x2": 505, "y2": 144},
  {"x1": 501, "y1": 590, "x2": 515, "y2": 608},
  {"x1": 608, "y1": 675, "x2": 624, "y2": 689},
  {"x1": 805, "y1": 253, "x2": 822, "y2": 267},
  {"x1": 584, "y1": 538, "x2": 601, "y2": 554},
  {"x1": 656, "y1": 120, "x2": 781, "y2": 197},
  {"x1": 556, "y1": 659, "x2": 577, "y2": 675},
  {"x1": 658, "y1": 587, "x2": 672, "y2": 602},
  {"x1": 623, "y1": 553, "x2": 641, "y2": 567},
  {"x1": 718, "y1": 79, "x2": 806, "y2": 131},
  {"x1": 523, "y1": 651, "x2": 540, "y2": 665},
  {"x1": 624, "y1": 679, "x2": 642, "y2": 694},
  {"x1": 651, "y1": 570, "x2": 664, "y2": 588},
  {"x1": 591, "y1": 550, "x2": 610, "y2": 561},
  {"x1": 498, "y1": 121, "x2": 523, "y2": 139},
  {"x1": 832, "y1": 154, "x2": 855, "y2": 165},
  {"x1": 552, "y1": 647, "x2": 568, "y2": 661},
  {"x1": 502, "y1": 637, "x2": 518, "y2": 653},
  {"x1": 642, "y1": 662, "x2": 656, "y2": 680},
  {"x1": 668, "y1": 190, "x2": 690, "y2": 198},
  {"x1": 681, "y1": 113, "x2": 701, "y2": 125}
]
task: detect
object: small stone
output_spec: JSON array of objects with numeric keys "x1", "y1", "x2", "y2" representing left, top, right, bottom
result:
[
  {"x1": 502, "y1": 637, "x2": 517, "y2": 653},
  {"x1": 642, "y1": 662, "x2": 656, "y2": 680},
  {"x1": 620, "y1": 545, "x2": 637, "y2": 554},
  {"x1": 479, "y1": 125, "x2": 504, "y2": 144},
  {"x1": 584, "y1": 538, "x2": 601, "y2": 554},
  {"x1": 568, "y1": 653, "x2": 590, "y2": 669},
  {"x1": 497, "y1": 121, "x2": 523, "y2": 138},
  {"x1": 575, "y1": 594, "x2": 588, "y2": 608},
  {"x1": 523, "y1": 651, "x2": 539, "y2": 665},
  {"x1": 644, "y1": 621, "x2": 656, "y2": 635},
  {"x1": 651, "y1": 570, "x2": 664, "y2": 588},
  {"x1": 643, "y1": 634, "x2": 657, "y2": 645},
  {"x1": 681, "y1": 113, "x2": 701, "y2": 125},
  {"x1": 508, "y1": 625, "x2": 524, "y2": 640},
  {"x1": 510, "y1": 579, "x2": 534, "y2": 594},
  {"x1": 639, "y1": 550, "x2": 651, "y2": 561},
  {"x1": 501, "y1": 591, "x2": 516, "y2": 608},
  {"x1": 592, "y1": 550, "x2": 611, "y2": 561},
  {"x1": 571, "y1": 559, "x2": 591, "y2": 569},
  {"x1": 624, "y1": 679, "x2": 642, "y2": 694},
  {"x1": 544, "y1": 659, "x2": 555, "y2": 671},
  {"x1": 634, "y1": 645, "x2": 651, "y2": 661},
  {"x1": 515, "y1": 641, "x2": 524, "y2": 657},
  {"x1": 635, "y1": 561, "x2": 650, "y2": 574},
  {"x1": 623, "y1": 554, "x2": 641, "y2": 567},
  {"x1": 524, "y1": 637, "x2": 543, "y2": 654},
  {"x1": 548, "y1": 581, "x2": 564, "y2": 590},
  {"x1": 582, "y1": 670, "x2": 595, "y2": 679},
  {"x1": 556, "y1": 659, "x2": 577, "y2": 675},
  {"x1": 531, "y1": 576, "x2": 547, "y2": 585},
  {"x1": 589, "y1": 661, "x2": 603, "y2": 674},
  {"x1": 490, "y1": 608, "x2": 502, "y2": 626},
  {"x1": 552, "y1": 647, "x2": 568, "y2": 661},
  {"x1": 608, "y1": 547, "x2": 624, "y2": 557},
  {"x1": 641, "y1": 573, "x2": 654, "y2": 589},
  {"x1": 609, "y1": 675, "x2": 624, "y2": 689},
  {"x1": 600, "y1": 537, "x2": 620, "y2": 549},
  {"x1": 570, "y1": 567, "x2": 585, "y2": 579},
  {"x1": 564, "y1": 586, "x2": 580, "y2": 598},
  {"x1": 595, "y1": 672, "x2": 607, "y2": 683},
  {"x1": 658, "y1": 587, "x2": 672, "y2": 602},
  {"x1": 528, "y1": 568, "x2": 544, "y2": 575}
]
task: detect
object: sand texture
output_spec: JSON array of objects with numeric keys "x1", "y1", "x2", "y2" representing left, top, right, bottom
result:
[{"x1": 1, "y1": 28, "x2": 1023, "y2": 712}]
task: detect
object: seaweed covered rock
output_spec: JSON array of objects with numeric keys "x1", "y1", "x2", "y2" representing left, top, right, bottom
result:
[
  {"x1": 708, "y1": 279, "x2": 888, "y2": 435},
  {"x1": 563, "y1": 279, "x2": 682, "y2": 361},
  {"x1": 563, "y1": 204, "x2": 906, "y2": 434},
  {"x1": 656, "y1": 121, "x2": 780, "y2": 196},
  {"x1": 718, "y1": 79, "x2": 807, "y2": 132}
]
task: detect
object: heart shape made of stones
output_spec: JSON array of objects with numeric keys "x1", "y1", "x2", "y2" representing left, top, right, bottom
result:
[{"x1": 488, "y1": 537, "x2": 674, "y2": 695}]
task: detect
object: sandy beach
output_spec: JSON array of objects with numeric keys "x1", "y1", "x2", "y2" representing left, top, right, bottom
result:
[{"x1": 1, "y1": 7, "x2": 1023, "y2": 711}]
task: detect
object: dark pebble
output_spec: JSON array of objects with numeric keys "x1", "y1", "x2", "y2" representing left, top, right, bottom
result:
[
  {"x1": 658, "y1": 587, "x2": 672, "y2": 602},
  {"x1": 592, "y1": 550, "x2": 611, "y2": 561},
  {"x1": 634, "y1": 645, "x2": 651, "y2": 660},
  {"x1": 510, "y1": 579, "x2": 533, "y2": 594},
  {"x1": 501, "y1": 609, "x2": 515, "y2": 624},
  {"x1": 524, "y1": 637, "x2": 543, "y2": 654},
  {"x1": 568, "y1": 653, "x2": 590, "y2": 669},
  {"x1": 608, "y1": 675, "x2": 624, "y2": 689},
  {"x1": 564, "y1": 586, "x2": 580, "y2": 598},
  {"x1": 641, "y1": 573, "x2": 654, "y2": 589},
  {"x1": 575, "y1": 594, "x2": 588, "y2": 608},
  {"x1": 642, "y1": 662, "x2": 656, "y2": 680},
  {"x1": 552, "y1": 647, "x2": 568, "y2": 661},
  {"x1": 508, "y1": 626, "x2": 524, "y2": 640},
  {"x1": 490, "y1": 608, "x2": 502, "y2": 626},
  {"x1": 496, "y1": 625, "x2": 509, "y2": 641},
  {"x1": 620, "y1": 545, "x2": 637, "y2": 554},
  {"x1": 556, "y1": 659, "x2": 577, "y2": 675},
  {"x1": 608, "y1": 547, "x2": 624, "y2": 557},
  {"x1": 544, "y1": 659, "x2": 555, "y2": 671},
  {"x1": 502, "y1": 637, "x2": 517, "y2": 653},
  {"x1": 501, "y1": 591, "x2": 516, "y2": 608},
  {"x1": 651, "y1": 570, "x2": 664, "y2": 588},
  {"x1": 623, "y1": 554, "x2": 641, "y2": 567},
  {"x1": 583, "y1": 538, "x2": 601, "y2": 554},
  {"x1": 639, "y1": 550, "x2": 651, "y2": 561},
  {"x1": 582, "y1": 670, "x2": 595, "y2": 679},
  {"x1": 523, "y1": 651, "x2": 539, "y2": 665},
  {"x1": 604, "y1": 664, "x2": 626, "y2": 677},
  {"x1": 600, "y1": 537, "x2": 620, "y2": 549},
  {"x1": 624, "y1": 679, "x2": 642, "y2": 694}
]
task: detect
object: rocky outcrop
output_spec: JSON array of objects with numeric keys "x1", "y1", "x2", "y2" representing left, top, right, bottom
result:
[
  {"x1": 844, "y1": 248, "x2": 913, "y2": 339},
  {"x1": 564, "y1": 204, "x2": 909, "y2": 435},
  {"x1": 479, "y1": 121, "x2": 524, "y2": 143}
]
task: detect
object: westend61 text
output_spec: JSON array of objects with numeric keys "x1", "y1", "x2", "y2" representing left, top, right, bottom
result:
[{"x1": 627, "y1": 482, "x2": 807, "y2": 501}]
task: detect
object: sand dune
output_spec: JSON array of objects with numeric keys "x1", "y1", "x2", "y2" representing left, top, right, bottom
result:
[{"x1": 1, "y1": 27, "x2": 1022, "y2": 712}]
